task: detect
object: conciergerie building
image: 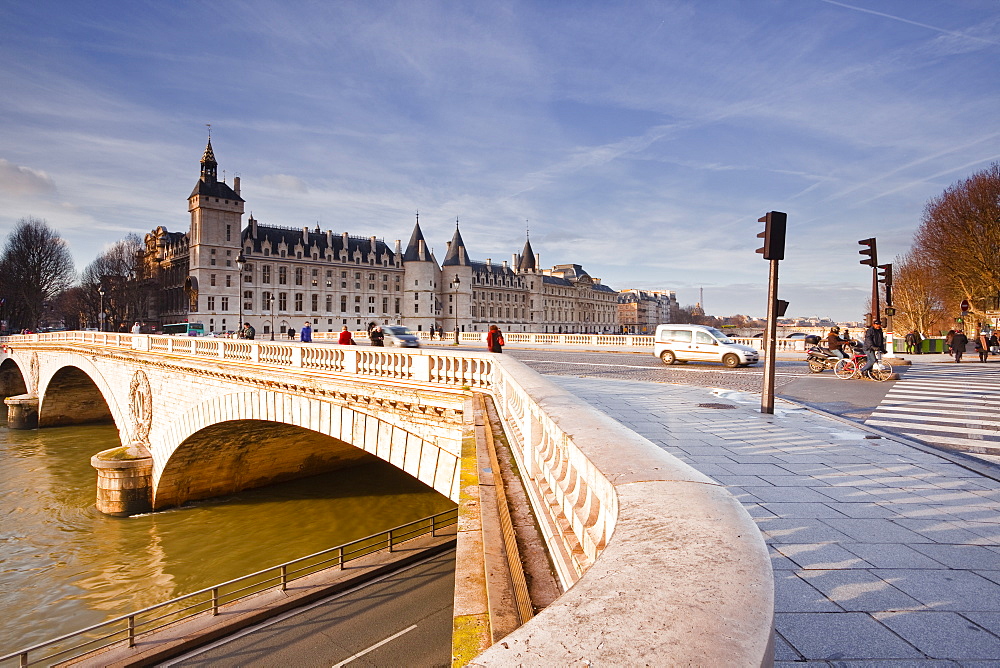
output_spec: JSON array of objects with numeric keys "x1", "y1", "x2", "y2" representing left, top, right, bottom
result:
[{"x1": 139, "y1": 141, "x2": 619, "y2": 337}]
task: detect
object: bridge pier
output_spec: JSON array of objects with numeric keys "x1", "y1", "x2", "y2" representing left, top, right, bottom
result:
[
  {"x1": 4, "y1": 394, "x2": 38, "y2": 429},
  {"x1": 91, "y1": 443, "x2": 154, "y2": 517}
]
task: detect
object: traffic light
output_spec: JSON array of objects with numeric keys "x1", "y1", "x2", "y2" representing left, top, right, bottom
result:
[
  {"x1": 756, "y1": 211, "x2": 787, "y2": 261},
  {"x1": 877, "y1": 263, "x2": 892, "y2": 286},
  {"x1": 858, "y1": 238, "x2": 877, "y2": 267}
]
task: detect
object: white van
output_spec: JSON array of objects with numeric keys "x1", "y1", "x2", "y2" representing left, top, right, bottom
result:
[{"x1": 654, "y1": 324, "x2": 759, "y2": 368}]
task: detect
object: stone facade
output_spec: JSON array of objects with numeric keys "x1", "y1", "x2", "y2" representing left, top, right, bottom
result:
[
  {"x1": 141, "y1": 141, "x2": 619, "y2": 336},
  {"x1": 617, "y1": 289, "x2": 679, "y2": 334}
]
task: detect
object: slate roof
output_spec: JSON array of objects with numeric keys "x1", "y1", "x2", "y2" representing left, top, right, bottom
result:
[{"x1": 242, "y1": 223, "x2": 396, "y2": 262}]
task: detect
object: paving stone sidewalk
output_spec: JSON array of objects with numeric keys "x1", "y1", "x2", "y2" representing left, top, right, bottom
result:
[{"x1": 553, "y1": 376, "x2": 1000, "y2": 667}]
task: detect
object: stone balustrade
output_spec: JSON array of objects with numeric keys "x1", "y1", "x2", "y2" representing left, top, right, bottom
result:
[{"x1": 1, "y1": 332, "x2": 774, "y2": 665}]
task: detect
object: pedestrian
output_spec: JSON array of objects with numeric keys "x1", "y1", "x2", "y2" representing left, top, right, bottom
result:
[
  {"x1": 300, "y1": 321, "x2": 312, "y2": 343},
  {"x1": 287, "y1": 327, "x2": 296, "y2": 340},
  {"x1": 989, "y1": 330, "x2": 1000, "y2": 356},
  {"x1": 338, "y1": 325, "x2": 355, "y2": 345},
  {"x1": 858, "y1": 320, "x2": 885, "y2": 378},
  {"x1": 904, "y1": 330, "x2": 916, "y2": 354},
  {"x1": 975, "y1": 332, "x2": 988, "y2": 363},
  {"x1": 241, "y1": 322, "x2": 256, "y2": 340},
  {"x1": 912, "y1": 330, "x2": 923, "y2": 354},
  {"x1": 945, "y1": 329, "x2": 956, "y2": 358},
  {"x1": 130, "y1": 322, "x2": 141, "y2": 334},
  {"x1": 951, "y1": 329, "x2": 969, "y2": 363},
  {"x1": 370, "y1": 325, "x2": 385, "y2": 347},
  {"x1": 487, "y1": 324, "x2": 505, "y2": 353}
]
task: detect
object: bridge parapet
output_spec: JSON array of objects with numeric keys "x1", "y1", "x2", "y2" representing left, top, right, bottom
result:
[{"x1": 0, "y1": 332, "x2": 773, "y2": 665}]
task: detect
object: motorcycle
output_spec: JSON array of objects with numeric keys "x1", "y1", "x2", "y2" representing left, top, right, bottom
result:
[{"x1": 804, "y1": 334, "x2": 849, "y2": 373}]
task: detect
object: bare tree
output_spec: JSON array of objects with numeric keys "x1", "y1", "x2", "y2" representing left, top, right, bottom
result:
[
  {"x1": 913, "y1": 163, "x2": 1000, "y2": 326},
  {"x1": 890, "y1": 249, "x2": 947, "y2": 335},
  {"x1": 81, "y1": 233, "x2": 144, "y2": 332},
  {"x1": 0, "y1": 217, "x2": 76, "y2": 331}
]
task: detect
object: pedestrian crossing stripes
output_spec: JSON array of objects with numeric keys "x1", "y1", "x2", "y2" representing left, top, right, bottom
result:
[{"x1": 865, "y1": 363, "x2": 1000, "y2": 453}]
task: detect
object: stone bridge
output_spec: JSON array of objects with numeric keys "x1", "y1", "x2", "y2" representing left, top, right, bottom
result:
[{"x1": 0, "y1": 332, "x2": 773, "y2": 666}]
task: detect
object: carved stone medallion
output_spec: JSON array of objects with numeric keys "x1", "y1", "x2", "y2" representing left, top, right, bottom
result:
[
  {"x1": 129, "y1": 370, "x2": 153, "y2": 442},
  {"x1": 29, "y1": 352, "x2": 39, "y2": 395}
]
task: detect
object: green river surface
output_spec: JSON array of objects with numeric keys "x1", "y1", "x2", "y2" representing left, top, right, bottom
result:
[{"x1": 0, "y1": 407, "x2": 455, "y2": 656}]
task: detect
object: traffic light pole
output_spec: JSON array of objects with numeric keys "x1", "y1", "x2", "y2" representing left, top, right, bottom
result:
[{"x1": 761, "y1": 258, "x2": 779, "y2": 415}]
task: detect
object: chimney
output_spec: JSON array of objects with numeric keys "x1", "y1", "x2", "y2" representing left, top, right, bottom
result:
[
  {"x1": 303, "y1": 227, "x2": 310, "y2": 245},
  {"x1": 233, "y1": 176, "x2": 240, "y2": 196},
  {"x1": 502, "y1": 260, "x2": 508, "y2": 270},
  {"x1": 486, "y1": 258, "x2": 492, "y2": 269}
]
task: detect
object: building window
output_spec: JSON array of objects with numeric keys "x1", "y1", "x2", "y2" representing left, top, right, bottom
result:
[
  {"x1": 382, "y1": 297, "x2": 389, "y2": 312},
  {"x1": 226, "y1": 224, "x2": 231, "y2": 241},
  {"x1": 207, "y1": 296, "x2": 215, "y2": 310},
  {"x1": 295, "y1": 293, "x2": 303, "y2": 311},
  {"x1": 341, "y1": 296, "x2": 347, "y2": 312},
  {"x1": 279, "y1": 292, "x2": 287, "y2": 311},
  {"x1": 279, "y1": 267, "x2": 287, "y2": 284},
  {"x1": 226, "y1": 275, "x2": 232, "y2": 288},
  {"x1": 244, "y1": 290, "x2": 253, "y2": 311},
  {"x1": 221, "y1": 297, "x2": 229, "y2": 311},
  {"x1": 394, "y1": 298, "x2": 400, "y2": 314},
  {"x1": 326, "y1": 295, "x2": 333, "y2": 311},
  {"x1": 295, "y1": 268, "x2": 303, "y2": 286},
  {"x1": 210, "y1": 274, "x2": 216, "y2": 287},
  {"x1": 262, "y1": 265, "x2": 271, "y2": 284},
  {"x1": 311, "y1": 294, "x2": 318, "y2": 311}
]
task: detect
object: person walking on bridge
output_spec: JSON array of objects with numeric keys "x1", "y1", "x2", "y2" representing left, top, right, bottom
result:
[
  {"x1": 487, "y1": 324, "x2": 505, "y2": 353},
  {"x1": 951, "y1": 329, "x2": 969, "y2": 362}
]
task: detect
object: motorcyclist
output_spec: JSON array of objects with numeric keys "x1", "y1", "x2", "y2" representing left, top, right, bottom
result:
[
  {"x1": 858, "y1": 320, "x2": 885, "y2": 377},
  {"x1": 826, "y1": 326, "x2": 847, "y2": 358}
]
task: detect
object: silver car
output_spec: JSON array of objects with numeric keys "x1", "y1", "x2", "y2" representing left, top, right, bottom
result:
[{"x1": 382, "y1": 326, "x2": 420, "y2": 348}]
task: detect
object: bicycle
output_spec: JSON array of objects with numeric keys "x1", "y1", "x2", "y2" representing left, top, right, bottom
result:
[{"x1": 834, "y1": 348, "x2": 893, "y2": 382}]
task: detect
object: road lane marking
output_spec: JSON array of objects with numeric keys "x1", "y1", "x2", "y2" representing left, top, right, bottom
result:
[
  {"x1": 331, "y1": 624, "x2": 418, "y2": 667},
  {"x1": 159, "y1": 550, "x2": 452, "y2": 666}
]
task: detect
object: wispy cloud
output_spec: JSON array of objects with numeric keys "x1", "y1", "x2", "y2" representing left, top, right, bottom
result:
[{"x1": 0, "y1": 159, "x2": 56, "y2": 196}]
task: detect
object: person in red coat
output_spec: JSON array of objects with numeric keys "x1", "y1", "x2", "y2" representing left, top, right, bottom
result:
[
  {"x1": 338, "y1": 325, "x2": 354, "y2": 345},
  {"x1": 486, "y1": 325, "x2": 504, "y2": 353}
]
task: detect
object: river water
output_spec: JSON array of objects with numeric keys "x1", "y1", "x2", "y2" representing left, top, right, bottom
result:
[{"x1": 0, "y1": 409, "x2": 455, "y2": 656}]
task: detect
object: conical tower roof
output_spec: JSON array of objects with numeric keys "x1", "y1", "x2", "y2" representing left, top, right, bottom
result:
[
  {"x1": 442, "y1": 221, "x2": 470, "y2": 267},
  {"x1": 402, "y1": 216, "x2": 434, "y2": 262},
  {"x1": 518, "y1": 236, "x2": 536, "y2": 272}
]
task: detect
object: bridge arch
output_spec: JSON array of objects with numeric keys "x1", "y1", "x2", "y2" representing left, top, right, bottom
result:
[
  {"x1": 0, "y1": 357, "x2": 28, "y2": 397},
  {"x1": 34, "y1": 356, "x2": 126, "y2": 440},
  {"x1": 152, "y1": 390, "x2": 460, "y2": 509}
]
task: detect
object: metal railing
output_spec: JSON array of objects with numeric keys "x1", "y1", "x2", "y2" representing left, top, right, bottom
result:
[{"x1": 0, "y1": 508, "x2": 458, "y2": 667}]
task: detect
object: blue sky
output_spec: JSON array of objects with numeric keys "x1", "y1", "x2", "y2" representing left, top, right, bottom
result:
[{"x1": 1, "y1": 0, "x2": 998, "y2": 322}]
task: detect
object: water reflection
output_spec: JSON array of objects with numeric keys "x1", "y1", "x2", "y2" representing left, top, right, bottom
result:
[{"x1": 0, "y1": 414, "x2": 455, "y2": 654}]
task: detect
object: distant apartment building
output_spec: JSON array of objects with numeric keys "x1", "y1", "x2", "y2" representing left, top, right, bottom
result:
[
  {"x1": 617, "y1": 289, "x2": 678, "y2": 334},
  {"x1": 139, "y1": 141, "x2": 619, "y2": 336}
]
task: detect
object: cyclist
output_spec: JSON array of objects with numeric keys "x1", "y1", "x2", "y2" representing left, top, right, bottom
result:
[{"x1": 858, "y1": 320, "x2": 885, "y2": 378}]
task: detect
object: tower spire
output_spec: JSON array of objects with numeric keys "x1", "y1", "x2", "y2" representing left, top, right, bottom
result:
[{"x1": 200, "y1": 136, "x2": 218, "y2": 184}]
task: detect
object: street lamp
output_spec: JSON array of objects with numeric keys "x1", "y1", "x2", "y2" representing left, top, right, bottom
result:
[
  {"x1": 268, "y1": 294, "x2": 275, "y2": 341},
  {"x1": 236, "y1": 251, "x2": 246, "y2": 332},
  {"x1": 97, "y1": 285, "x2": 106, "y2": 332},
  {"x1": 451, "y1": 274, "x2": 460, "y2": 345}
]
